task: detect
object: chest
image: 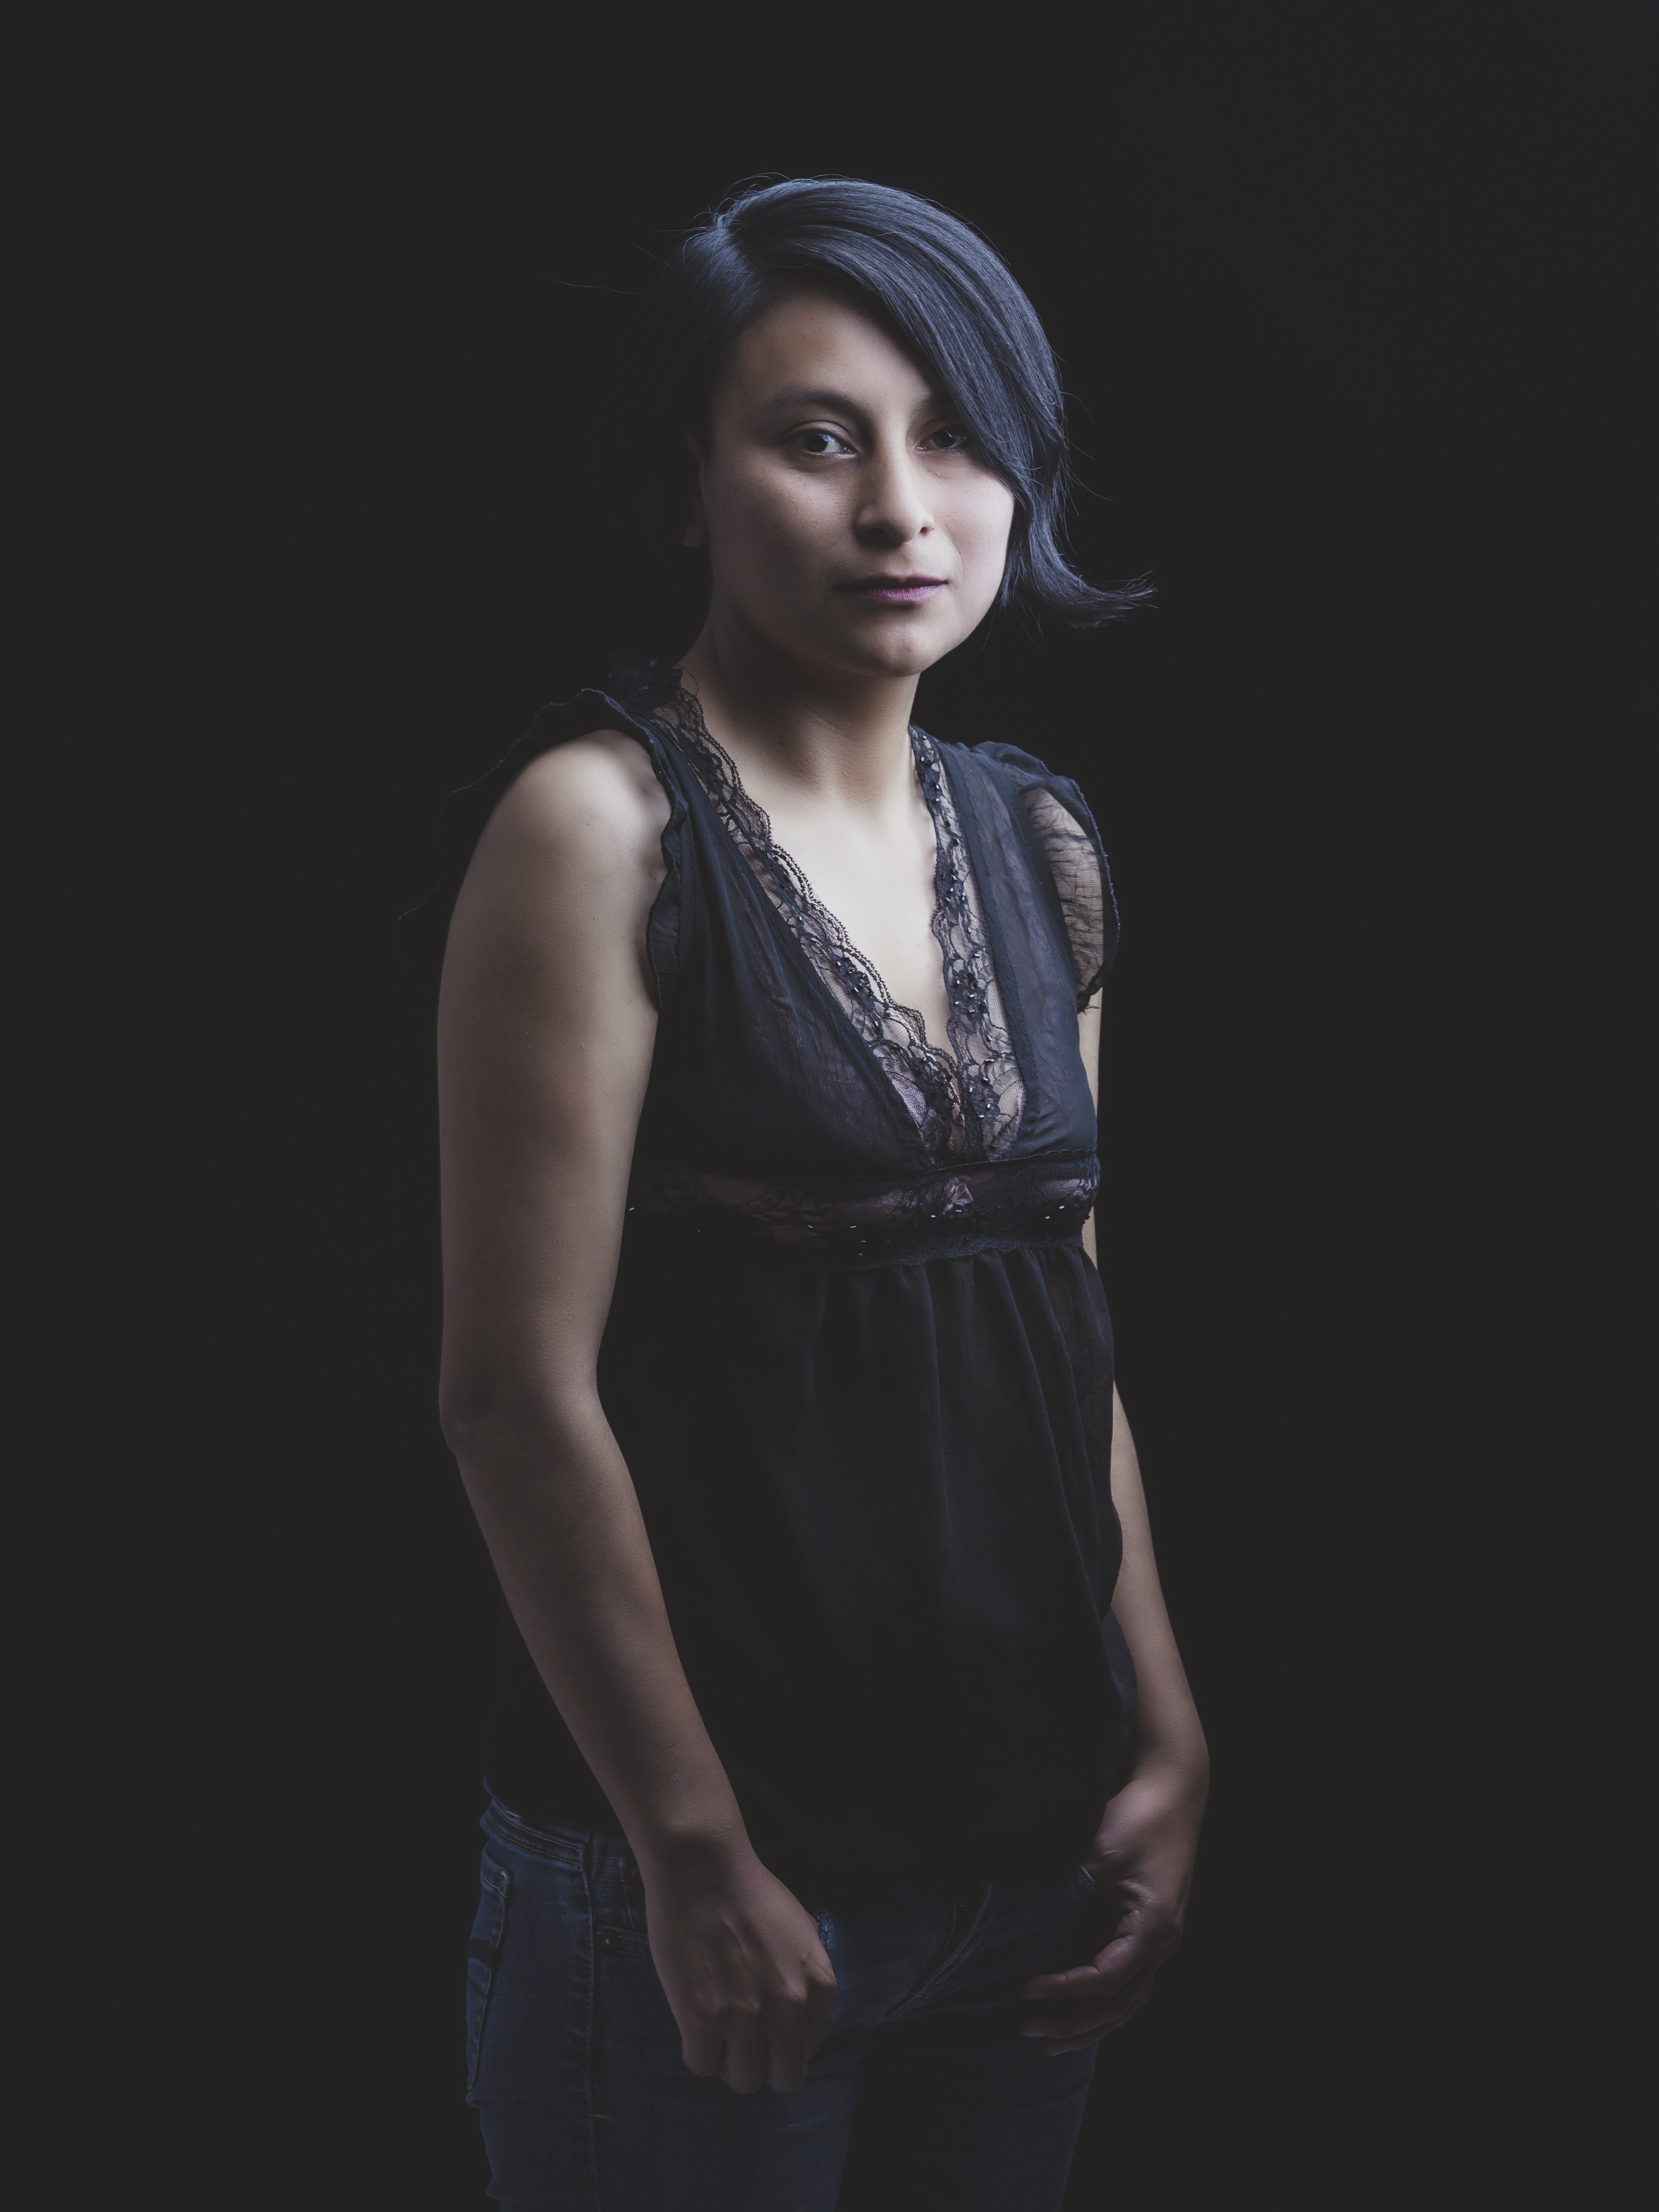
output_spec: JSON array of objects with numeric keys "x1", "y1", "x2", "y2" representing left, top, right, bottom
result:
[
  {"x1": 759, "y1": 790, "x2": 956, "y2": 1055},
  {"x1": 654, "y1": 721, "x2": 1097, "y2": 1171}
]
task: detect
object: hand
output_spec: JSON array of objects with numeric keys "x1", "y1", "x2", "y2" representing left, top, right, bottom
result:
[
  {"x1": 642, "y1": 1843, "x2": 839, "y2": 2094},
  {"x1": 1018, "y1": 1761, "x2": 1207, "y2": 2055}
]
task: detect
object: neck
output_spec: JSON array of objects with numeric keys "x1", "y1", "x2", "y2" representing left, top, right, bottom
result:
[{"x1": 675, "y1": 611, "x2": 920, "y2": 812}]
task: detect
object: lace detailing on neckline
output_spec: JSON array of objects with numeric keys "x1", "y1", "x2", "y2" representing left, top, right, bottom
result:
[
  {"x1": 646, "y1": 687, "x2": 1025, "y2": 1162},
  {"x1": 917, "y1": 741, "x2": 1025, "y2": 1155}
]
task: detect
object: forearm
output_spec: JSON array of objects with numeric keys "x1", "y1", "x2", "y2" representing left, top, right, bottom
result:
[
  {"x1": 450, "y1": 1391, "x2": 750, "y2": 1875},
  {"x1": 1107, "y1": 1387, "x2": 1209, "y2": 1789},
  {"x1": 1021, "y1": 1382, "x2": 1208, "y2": 2044},
  {"x1": 1080, "y1": 1202, "x2": 1206, "y2": 1785}
]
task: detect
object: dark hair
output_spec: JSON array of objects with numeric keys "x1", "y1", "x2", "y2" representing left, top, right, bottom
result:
[{"x1": 605, "y1": 176, "x2": 1147, "y2": 674}]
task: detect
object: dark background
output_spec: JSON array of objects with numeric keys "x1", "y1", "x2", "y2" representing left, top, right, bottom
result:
[{"x1": 22, "y1": 5, "x2": 1647, "y2": 2206}]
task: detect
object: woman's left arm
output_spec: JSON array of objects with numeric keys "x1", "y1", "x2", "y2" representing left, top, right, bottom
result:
[{"x1": 1018, "y1": 993, "x2": 1211, "y2": 2053}]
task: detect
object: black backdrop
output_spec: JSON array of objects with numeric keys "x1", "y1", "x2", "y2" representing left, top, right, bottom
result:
[{"x1": 24, "y1": 6, "x2": 1645, "y2": 2207}]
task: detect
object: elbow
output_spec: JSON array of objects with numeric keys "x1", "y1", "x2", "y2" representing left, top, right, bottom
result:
[
  {"x1": 437, "y1": 1385, "x2": 514, "y2": 1467},
  {"x1": 438, "y1": 1365, "x2": 597, "y2": 1476}
]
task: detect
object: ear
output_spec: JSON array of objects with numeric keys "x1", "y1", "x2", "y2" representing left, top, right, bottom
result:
[{"x1": 680, "y1": 433, "x2": 709, "y2": 550}]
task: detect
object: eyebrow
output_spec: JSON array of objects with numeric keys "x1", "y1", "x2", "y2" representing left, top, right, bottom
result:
[
  {"x1": 759, "y1": 385, "x2": 864, "y2": 418},
  {"x1": 759, "y1": 384, "x2": 946, "y2": 418}
]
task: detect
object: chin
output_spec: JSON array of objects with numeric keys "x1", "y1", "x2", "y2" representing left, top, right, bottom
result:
[{"x1": 835, "y1": 619, "x2": 966, "y2": 680}]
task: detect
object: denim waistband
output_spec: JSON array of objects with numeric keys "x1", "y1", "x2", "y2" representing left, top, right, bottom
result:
[{"x1": 482, "y1": 1798, "x2": 591, "y2": 1866}]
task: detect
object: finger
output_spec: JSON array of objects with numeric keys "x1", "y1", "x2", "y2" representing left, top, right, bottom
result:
[
  {"x1": 1020, "y1": 1961, "x2": 1116, "y2": 1999},
  {"x1": 802, "y1": 1966, "x2": 838, "y2": 2058},
  {"x1": 1024, "y1": 2006, "x2": 1139, "y2": 2044},
  {"x1": 761, "y1": 2004, "x2": 813, "y2": 2094},
  {"x1": 1021, "y1": 1961, "x2": 1133, "y2": 2005},
  {"x1": 717, "y1": 2027, "x2": 770, "y2": 2096},
  {"x1": 1025, "y1": 1999, "x2": 1147, "y2": 2046},
  {"x1": 1021, "y1": 1930, "x2": 1138, "y2": 1997},
  {"x1": 1019, "y1": 1968, "x2": 1159, "y2": 2044},
  {"x1": 1021, "y1": 1922, "x2": 1175, "y2": 2000},
  {"x1": 765, "y1": 2033, "x2": 811, "y2": 2095},
  {"x1": 1038, "y1": 1987, "x2": 1154, "y2": 2052},
  {"x1": 680, "y1": 2027, "x2": 724, "y2": 2078},
  {"x1": 767, "y1": 1968, "x2": 837, "y2": 2090}
]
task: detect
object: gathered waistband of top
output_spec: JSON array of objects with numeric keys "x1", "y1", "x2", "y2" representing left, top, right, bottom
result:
[{"x1": 623, "y1": 1152, "x2": 1099, "y2": 1269}]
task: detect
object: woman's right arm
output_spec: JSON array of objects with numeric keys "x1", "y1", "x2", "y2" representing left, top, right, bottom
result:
[{"x1": 435, "y1": 733, "x2": 835, "y2": 2096}]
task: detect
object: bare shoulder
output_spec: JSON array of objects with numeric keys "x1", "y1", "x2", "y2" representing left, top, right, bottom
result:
[
  {"x1": 447, "y1": 731, "x2": 670, "y2": 994},
  {"x1": 482, "y1": 729, "x2": 670, "y2": 878}
]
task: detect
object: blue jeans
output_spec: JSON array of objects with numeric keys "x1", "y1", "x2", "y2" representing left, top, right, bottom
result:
[{"x1": 466, "y1": 1798, "x2": 1113, "y2": 2211}]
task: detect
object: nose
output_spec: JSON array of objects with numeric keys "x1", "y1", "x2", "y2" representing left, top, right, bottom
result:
[{"x1": 854, "y1": 443, "x2": 933, "y2": 548}]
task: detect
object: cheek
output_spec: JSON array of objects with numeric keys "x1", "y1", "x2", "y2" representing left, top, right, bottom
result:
[
  {"x1": 952, "y1": 485, "x2": 1019, "y2": 601},
  {"x1": 711, "y1": 469, "x2": 835, "y2": 579}
]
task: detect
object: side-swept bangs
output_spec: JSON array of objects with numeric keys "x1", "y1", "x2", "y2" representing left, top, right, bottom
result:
[{"x1": 623, "y1": 176, "x2": 1148, "y2": 636}]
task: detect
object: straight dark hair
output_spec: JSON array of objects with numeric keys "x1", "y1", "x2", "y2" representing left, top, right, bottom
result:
[{"x1": 602, "y1": 177, "x2": 1147, "y2": 683}]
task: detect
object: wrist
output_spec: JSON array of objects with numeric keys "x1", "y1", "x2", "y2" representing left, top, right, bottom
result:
[
  {"x1": 630, "y1": 1808, "x2": 755, "y2": 1885},
  {"x1": 1125, "y1": 1733, "x2": 1210, "y2": 1810}
]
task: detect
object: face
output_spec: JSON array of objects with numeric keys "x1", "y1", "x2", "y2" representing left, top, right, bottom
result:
[{"x1": 683, "y1": 291, "x2": 1017, "y2": 682}]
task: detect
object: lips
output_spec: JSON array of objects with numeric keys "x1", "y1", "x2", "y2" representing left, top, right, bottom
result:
[{"x1": 839, "y1": 576, "x2": 948, "y2": 603}]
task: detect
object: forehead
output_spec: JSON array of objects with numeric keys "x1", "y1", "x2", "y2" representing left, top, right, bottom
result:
[{"x1": 716, "y1": 291, "x2": 938, "y2": 416}]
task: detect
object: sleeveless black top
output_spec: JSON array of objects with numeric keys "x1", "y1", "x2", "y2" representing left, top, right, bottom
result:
[{"x1": 402, "y1": 686, "x2": 1137, "y2": 1888}]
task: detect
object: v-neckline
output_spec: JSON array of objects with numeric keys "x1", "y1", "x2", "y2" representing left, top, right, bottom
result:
[
  {"x1": 652, "y1": 691, "x2": 1025, "y2": 1162},
  {"x1": 743, "y1": 739, "x2": 955, "y2": 1067}
]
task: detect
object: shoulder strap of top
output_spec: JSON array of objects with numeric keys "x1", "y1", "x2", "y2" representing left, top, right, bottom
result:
[
  {"x1": 968, "y1": 741, "x2": 1120, "y2": 1007},
  {"x1": 396, "y1": 688, "x2": 691, "y2": 1009}
]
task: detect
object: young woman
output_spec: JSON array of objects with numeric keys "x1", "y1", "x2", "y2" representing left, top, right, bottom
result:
[{"x1": 404, "y1": 177, "x2": 1208, "y2": 2212}]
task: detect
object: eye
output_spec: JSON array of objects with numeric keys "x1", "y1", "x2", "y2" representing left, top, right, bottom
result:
[
  {"x1": 792, "y1": 427, "x2": 855, "y2": 457},
  {"x1": 923, "y1": 423, "x2": 974, "y2": 453}
]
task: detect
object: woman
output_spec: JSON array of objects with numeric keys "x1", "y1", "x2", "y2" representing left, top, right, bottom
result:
[{"x1": 404, "y1": 177, "x2": 1208, "y2": 2211}]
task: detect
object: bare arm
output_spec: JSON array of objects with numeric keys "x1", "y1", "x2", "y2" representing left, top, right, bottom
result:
[
  {"x1": 1019, "y1": 992, "x2": 1210, "y2": 2050},
  {"x1": 437, "y1": 733, "x2": 834, "y2": 2093},
  {"x1": 1074, "y1": 992, "x2": 1205, "y2": 1777}
]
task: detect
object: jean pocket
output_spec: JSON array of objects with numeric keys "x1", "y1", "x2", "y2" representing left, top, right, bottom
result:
[
  {"x1": 465, "y1": 1852, "x2": 511, "y2": 2100},
  {"x1": 594, "y1": 1921, "x2": 654, "y2": 1964},
  {"x1": 1074, "y1": 1861, "x2": 1101, "y2": 1896}
]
